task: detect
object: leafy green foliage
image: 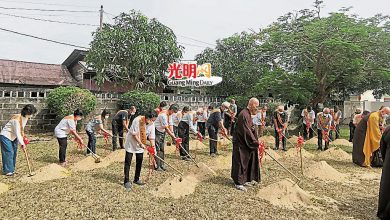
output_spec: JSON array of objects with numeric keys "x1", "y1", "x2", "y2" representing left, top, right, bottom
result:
[
  {"x1": 120, "y1": 90, "x2": 160, "y2": 116},
  {"x1": 47, "y1": 86, "x2": 97, "y2": 118},
  {"x1": 86, "y1": 10, "x2": 183, "y2": 91}
]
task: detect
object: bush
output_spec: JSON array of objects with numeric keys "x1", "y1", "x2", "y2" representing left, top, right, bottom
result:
[
  {"x1": 47, "y1": 86, "x2": 97, "y2": 118},
  {"x1": 120, "y1": 90, "x2": 160, "y2": 116}
]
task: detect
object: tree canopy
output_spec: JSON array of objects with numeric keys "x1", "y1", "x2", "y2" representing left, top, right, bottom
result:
[
  {"x1": 86, "y1": 10, "x2": 183, "y2": 91},
  {"x1": 196, "y1": 2, "x2": 390, "y2": 106}
]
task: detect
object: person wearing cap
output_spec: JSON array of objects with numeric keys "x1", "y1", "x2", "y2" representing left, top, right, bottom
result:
[{"x1": 206, "y1": 103, "x2": 228, "y2": 157}]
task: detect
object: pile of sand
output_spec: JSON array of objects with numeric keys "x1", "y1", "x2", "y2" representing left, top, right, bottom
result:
[
  {"x1": 104, "y1": 149, "x2": 127, "y2": 162},
  {"x1": 331, "y1": 139, "x2": 352, "y2": 147},
  {"x1": 263, "y1": 148, "x2": 281, "y2": 162},
  {"x1": 288, "y1": 136, "x2": 299, "y2": 144},
  {"x1": 210, "y1": 155, "x2": 232, "y2": 170},
  {"x1": 0, "y1": 182, "x2": 9, "y2": 195},
  {"x1": 305, "y1": 137, "x2": 319, "y2": 145},
  {"x1": 152, "y1": 162, "x2": 216, "y2": 198},
  {"x1": 260, "y1": 135, "x2": 275, "y2": 146},
  {"x1": 257, "y1": 178, "x2": 313, "y2": 210},
  {"x1": 189, "y1": 140, "x2": 207, "y2": 150},
  {"x1": 319, "y1": 147, "x2": 351, "y2": 161},
  {"x1": 217, "y1": 138, "x2": 231, "y2": 150},
  {"x1": 354, "y1": 172, "x2": 381, "y2": 181},
  {"x1": 71, "y1": 156, "x2": 112, "y2": 172},
  {"x1": 165, "y1": 145, "x2": 177, "y2": 155},
  {"x1": 20, "y1": 163, "x2": 71, "y2": 183},
  {"x1": 284, "y1": 148, "x2": 315, "y2": 159},
  {"x1": 304, "y1": 161, "x2": 347, "y2": 182}
]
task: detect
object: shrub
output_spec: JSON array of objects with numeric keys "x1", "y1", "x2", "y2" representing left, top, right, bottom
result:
[
  {"x1": 120, "y1": 90, "x2": 160, "y2": 116},
  {"x1": 47, "y1": 86, "x2": 97, "y2": 118}
]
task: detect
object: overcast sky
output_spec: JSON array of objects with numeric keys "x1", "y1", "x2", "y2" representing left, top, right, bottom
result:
[{"x1": 0, "y1": 0, "x2": 389, "y2": 64}]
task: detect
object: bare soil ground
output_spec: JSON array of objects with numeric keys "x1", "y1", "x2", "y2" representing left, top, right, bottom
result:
[{"x1": 0, "y1": 134, "x2": 382, "y2": 220}]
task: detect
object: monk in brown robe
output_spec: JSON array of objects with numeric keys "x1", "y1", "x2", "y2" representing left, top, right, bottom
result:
[
  {"x1": 378, "y1": 127, "x2": 390, "y2": 219},
  {"x1": 231, "y1": 98, "x2": 260, "y2": 192},
  {"x1": 353, "y1": 107, "x2": 390, "y2": 167}
]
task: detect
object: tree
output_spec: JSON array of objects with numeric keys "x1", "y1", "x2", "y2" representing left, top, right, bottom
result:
[
  {"x1": 85, "y1": 10, "x2": 184, "y2": 91},
  {"x1": 256, "y1": 7, "x2": 390, "y2": 106}
]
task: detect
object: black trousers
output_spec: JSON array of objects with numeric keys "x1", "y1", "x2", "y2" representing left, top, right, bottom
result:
[
  {"x1": 57, "y1": 137, "x2": 67, "y2": 163},
  {"x1": 197, "y1": 122, "x2": 206, "y2": 137},
  {"x1": 274, "y1": 128, "x2": 286, "y2": 150},
  {"x1": 155, "y1": 129, "x2": 166, "y2": 169},
  {"x1": 349, "y1": 122, "x2": 355, "y2": 142},
  {"x1": 86, "y1": 130, "x2": 96, "y2": 154},
  {"x1": 317, "y1": 129, "x2": 329, "y2": 150},
  {"x1": 208, "y1": 126, "x2": 218, "y2": 154},
  {"x1": 112, "y1": 120, "x2": 124, "y2": 151},
  {"x1": 303, "y1": 123, "x2": 314, "y2": 140},
  {"x1": 172, "y1": 126, "x2": 178, "y2": 144},
  {"x1": 124, "y1": 151, "x2": 143, "y2": 184},
  {"x1": 178, "y1": 121, "x2": 190, "y2": 157}
]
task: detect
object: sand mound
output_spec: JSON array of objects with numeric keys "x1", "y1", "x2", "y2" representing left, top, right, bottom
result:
[
  {"x1": 165, "y1": 145, "x2": 177, "y2": 155},
  {"x1": 71, "y1": 156, "x2": 112, "y2": 172},
  {"x1": 211, "y1": 155, "x2": 232, "y2": 170},
  {"x1": 152, "y1": 162, "x2": 216, "y2": 199},
  {"x1": 284, "y1": 148, "x2": 314, "y2": 159},
  {"x1": 0, "y1": 182, "x2": 9, "y2": 195},
  {"x1": 355, "y1": 172, "x2": 381, "y2": 181},
  {"x1": 288, "y1": 136, "x2": 299, "y2": 144},
  {"x1": 189, "y1": 140, "x2": 207, "y2": 150},
  {"x1": 257, "y1": 178, "x2": 313, "y2": 210},
  {"x1": 304, "y1": 161, "x2": 347, "y2": 182},
  {"x1": 104, "y1": 149, "x2": 126, "y2": 162},
  {"x1": 152, "y1": 175, "x2": 200, "y2": 199},
  {"x1": 260, "y1": 135, "x2": 275, "y2": 146},
  {"x1": 305, "y1": 137, "x2": 319, "y2": 145},
  {"x1": 319, "y1": 147, "x2": 351, "y2": 161},
  {"x1": 331, "y1": 139, "x2": 352, "y2": 147},
  {"x1": 264, "y1": 148, "x2": 281, "y2": 161},
  {"x1": 20, "y1": 163, "x2": 71, "y2": 183},
  {"x1": 217, "y1": 138, "x2": 231, "y2": 149}
]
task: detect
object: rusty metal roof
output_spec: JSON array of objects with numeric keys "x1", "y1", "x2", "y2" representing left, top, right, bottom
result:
[{"x1": 0, "y1": 59, "x2": 77, "y2": 86}]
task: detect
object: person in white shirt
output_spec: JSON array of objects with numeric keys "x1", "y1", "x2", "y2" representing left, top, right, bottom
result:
[
  {"x1": 154, "y1": 104, "x2": 179, "y2": 171},
  {"x1": 123, "y1": 110, "x2": 157, "y2": 189},
  {"x1": 195, "y1": 107, "x2": 207, "y2": 137},
  {"x1": 170, "y1": 110, "x2": 182, "y2": 145},
  {"x1": 178, "y1": 106, "x2": 199, "y2": 160},
  {"x1": 301, "y1": 106, "x2": 316, "y2": 140},
  {"x1": 1, "y1": 104, "x2": 37, "y2": 176},
  {"x1": 253, "y1": 106, "x2": 268, "y2": 138},
  {"x1": 54, "y1": 109, "x2": 84, "y2": 166}
]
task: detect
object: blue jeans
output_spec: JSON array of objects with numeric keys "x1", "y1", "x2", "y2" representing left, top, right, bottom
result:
[
  {"x1": 86, "y1": 130, "x2": 96, "y2": 154},
  {"x1": 0, "y1": 135, "x2": 18, "y2": 174}
]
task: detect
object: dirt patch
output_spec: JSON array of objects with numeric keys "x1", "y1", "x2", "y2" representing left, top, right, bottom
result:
[
  {"x1": 189, "y1": 140, "x2": 207, "y2": 150},
  {"x1": 305, "y1": 137, "x2": 319, "y2": 145},
  {"x1": 304, "y1": 161, "x2": 347, "y2": 182},
  {"x1": 331, "y1": 139, "x2": 352, "y2": 147},
  {"x1": 264, "y1": 148, "x2": 281, "y2": 162},
  {"x1": 354, "y1": 172, "x2": 381, "y2": 181},
  {"x1": 104, "y1": 149, "x2": 126, "y2": 162},
  {"x1": 284, "y1": 148, "x2": 315, "y2": 159},
  {"x1": 165, "y1": 145, "x2": 177, "y2": 155},
  {"x1": 210, "y1": 155, "x2": 231, "y2": 170},
  {"x1": 0, "y1": 182, "x2": 9, "y2": 195},
  {"x1": 319, "y1": 147, "x2": 351, "y2": 161},
  {"x1": 257, "y1": 178, "x2": 313, "y2": 210},
  {"x1": 188, "y1": 162, "x2": 217, "y2": 181},
  {"x1": 20, "y1": 163, "x2": 71, "y2": 183},
  {"x1": 217, "y1": 138, "x2": 231, "y2": 150}
]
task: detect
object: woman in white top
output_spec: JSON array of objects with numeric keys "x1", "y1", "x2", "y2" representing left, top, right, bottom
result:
[
  {"x1": 178, "y1": 106, "x2": 198, "y2": 160},
  {"x1": 54, "y1": 109, "x2": 84, "y2": 166},
  {"x1": 196, "y1": 107, "x2": 208, "y2": 137},
  {"x1": 1, "y1": 104, "x2": 37, "y2": 176}
]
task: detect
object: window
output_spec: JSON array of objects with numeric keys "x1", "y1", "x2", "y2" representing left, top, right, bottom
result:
[
  {"x1": 31, "y1": 92, "x2": 38, "y2": 98},
  {"x1": 18, "y1": 92, "x2": 25, "y2": 97},
  {"x1": 4, "y1": 91, "x2": 11, "y2": 97},
  {"x1": 11, "y1": 91, "x2": 17, "y2": 97},
  {"x1": 0, "y1": 91, "x2": 3, "y2": 97},
  {"x1": 39, "y1": 92, "x2": 45, "y2": 98}
]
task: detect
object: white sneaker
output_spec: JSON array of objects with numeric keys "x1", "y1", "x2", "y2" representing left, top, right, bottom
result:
[
  {"x1": 244, "y1": 181, "x2": 258, "y2": 187},
  {"x1": 235, "y1": 185, "x2": 247, "y2": 192}
]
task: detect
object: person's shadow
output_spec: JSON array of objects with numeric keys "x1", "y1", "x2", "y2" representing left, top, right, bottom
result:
[{"x1": 36, "y1": 155, "x2": 58, "y2": 163}]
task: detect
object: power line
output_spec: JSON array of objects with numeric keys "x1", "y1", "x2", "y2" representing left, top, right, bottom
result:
[
  {"x1": 0, "y1": 6, "x2": 96, "y2": 13},
  {"x1": 0, "y1": 27, "x2": 89, "y2": 49},
  {"x1": 0, "y1": 0, "x2": 90, "y2": 8},
  {"x1": 0, "y1": 12, "x2": 99, "y2": 26},
  {"x1": 177, "y1": 35, "x2": 216, "y2": 47},
  {"x1": 178, "y1": 41, "x2": 208, "y2": 48}
]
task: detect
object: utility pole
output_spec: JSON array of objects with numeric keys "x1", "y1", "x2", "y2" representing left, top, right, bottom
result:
[{"x1": 99, "y1": 5, "x2": 103, "y2": 31}]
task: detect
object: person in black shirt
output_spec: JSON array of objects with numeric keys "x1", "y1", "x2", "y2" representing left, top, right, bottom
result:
[
  {"x1": 273, "y1": 105, "x2": 288, "y2": 151},
  {"x1": 207, "y1": 104, "x2": 228, "y2": 157},
  {"x1": 112, "y1": 109, "x2": 130, "y2": 151}
]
